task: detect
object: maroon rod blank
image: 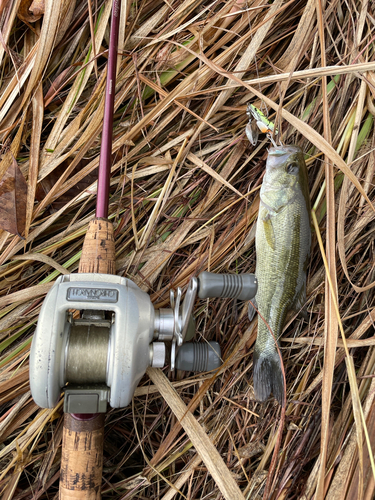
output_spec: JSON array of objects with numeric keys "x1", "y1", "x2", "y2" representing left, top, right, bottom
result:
[{"x1": 96, "y1": 0, "x2": 121, "y2": 219}]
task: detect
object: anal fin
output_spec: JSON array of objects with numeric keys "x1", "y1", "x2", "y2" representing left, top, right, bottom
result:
[{"x1": 293, "y1": 284, "x2": 308, "y2": 321}]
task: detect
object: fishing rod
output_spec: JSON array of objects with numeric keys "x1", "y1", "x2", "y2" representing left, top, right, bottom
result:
[
  {"x1": 29, "y1": 1, "x2": 257, "y2": 498},
  {"x1": 55, "y1": 1, "x2": 121, "y2": 497}
]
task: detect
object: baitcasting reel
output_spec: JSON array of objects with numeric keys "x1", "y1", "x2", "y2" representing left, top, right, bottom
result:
[{"x1": 30, "y1": 272, "x2": 257, "y2": 413}]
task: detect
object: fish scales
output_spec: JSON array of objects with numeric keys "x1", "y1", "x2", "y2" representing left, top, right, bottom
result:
[{"x1": 252, "y1": 145, "x2": 311, "y2": 404}]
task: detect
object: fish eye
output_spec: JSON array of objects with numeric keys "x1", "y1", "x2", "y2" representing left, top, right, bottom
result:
[{"x1": 287, "y1": 162, "x2": 299, "y2": 175}]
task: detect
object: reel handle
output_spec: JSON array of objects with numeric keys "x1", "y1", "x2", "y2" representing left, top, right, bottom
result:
[
  {"x1": 60, "y1": 218, "x2": 115, "y2": 500},
  {"x1": 198, "y1": 272, "x2": 257, "y2": 300}
]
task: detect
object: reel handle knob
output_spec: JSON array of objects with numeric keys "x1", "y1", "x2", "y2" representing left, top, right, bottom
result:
[
  {"x1": 175, "y1": 341, "x2": 221, "y2": 372},
  {"x1": 197, "y1": 272, "x2": 257, "y2": 300}
]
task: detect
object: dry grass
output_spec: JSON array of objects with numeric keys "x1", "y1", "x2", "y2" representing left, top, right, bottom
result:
[{"x1": 1, "y1": 0, "x2": 375, "y2": 498}]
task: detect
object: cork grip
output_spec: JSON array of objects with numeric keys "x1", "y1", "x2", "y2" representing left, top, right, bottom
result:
[
  {"x1": 60, "y1": 218, "x2": 115, "y2": 499},
  {"x1": 78, "y1": 218, "x2": 116, "y2": 274},
  {"x1": 60, "y1": 414, "x2": 105, "y2": 499}
]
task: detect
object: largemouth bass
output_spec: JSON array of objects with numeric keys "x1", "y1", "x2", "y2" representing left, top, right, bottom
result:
[{"x1": 251, "y1": 146, "x2": 311, "y2": 404}]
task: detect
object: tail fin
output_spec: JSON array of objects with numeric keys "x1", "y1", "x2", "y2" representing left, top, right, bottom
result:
[{"x1": 253, "y1": 347, "x2": 285, "y2": 405}]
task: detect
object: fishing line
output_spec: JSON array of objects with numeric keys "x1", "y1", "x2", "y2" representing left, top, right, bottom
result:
[
  {"x1": 248, "y1": 299, "x2": 287, "y2": 405},
  {"x1": 244, "y1": 0, "x2": 283, "y2": 150},
  {"x1": 245, "y1": 3, "x2": 266, "y2": 114},
  {"x1": 244, "y1": 0, "x2": 281, "y2": 150},
  {"x1": 244, "y1": 4, "x2": 289, "y2": 149}
]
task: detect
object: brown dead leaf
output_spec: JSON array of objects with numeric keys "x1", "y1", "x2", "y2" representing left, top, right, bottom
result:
[
  {"x1": 43, "y1": 66, "x2": 73, "y2": 108},
  {"x1": 37, "y1": 156, "x2": 97, "y2": 211},
  {"x1": 17, "y1": 0, "x2": 43, "y2": 23},
  {"x1": 29, "y1": 0, "x2": 44, "y2": 17},
  {"x1": 0, "y1": 157, "x2": 27, "y2": 237}
]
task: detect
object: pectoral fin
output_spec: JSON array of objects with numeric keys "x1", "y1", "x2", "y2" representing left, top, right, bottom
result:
[{"x1": 263, "y1": 218, "x2": 276, "y2": 250}]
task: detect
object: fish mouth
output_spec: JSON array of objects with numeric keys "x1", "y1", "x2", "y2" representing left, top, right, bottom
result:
[{"x1": 268, "y1": 145, "x2": 302, "y2": 156}]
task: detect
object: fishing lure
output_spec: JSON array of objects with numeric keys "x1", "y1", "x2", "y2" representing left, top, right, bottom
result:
[{"x1": 246, "y1": 104, "x2": 278, "y2": 147}]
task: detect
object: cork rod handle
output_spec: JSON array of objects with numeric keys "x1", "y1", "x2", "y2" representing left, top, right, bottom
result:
[
  {"x1": 78, "y1": 218, "x2": 116, "y2": 274},
  {"x1": 60, "y1": 413, "x2": 106, "y2": 500},
  {"x1": 60, "y1": 218, "x2": 115, "y2": 500}
]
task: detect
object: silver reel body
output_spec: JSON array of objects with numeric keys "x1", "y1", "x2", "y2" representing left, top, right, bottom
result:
[{"x1": 30, "y1": 274, "x2": 156, "y2": 411}]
